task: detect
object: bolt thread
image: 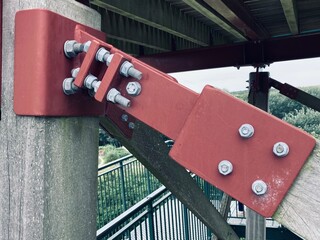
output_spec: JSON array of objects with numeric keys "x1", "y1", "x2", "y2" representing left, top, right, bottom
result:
[
  {"x1": 128, "y1": 67, "x2": 142, "y2": 80},
  {"x1": 115, "y1": 95, "x2": 131, "y2": 108},
  {"x1": 73, "y1": 43, "x2": 84, "y2": 53}
]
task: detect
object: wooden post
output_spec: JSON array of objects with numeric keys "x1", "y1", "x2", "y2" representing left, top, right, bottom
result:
[
  {"x1": 246, "y1": 71, "x2": 269, "y2": 240},
  {"x1": 100, "y1": 118, "x2": 240, "y2": 240},
  {"x1": 0, "y1": 1, "x2": 100, "y2": 239}
]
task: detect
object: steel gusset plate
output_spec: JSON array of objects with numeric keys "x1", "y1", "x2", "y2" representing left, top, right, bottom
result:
[
  {"x1": 169, "y1": 86, "x2": 316, "y2": 217},
  {"x1": 14, "y1": 9, "x2": 106, "y2": 116}
]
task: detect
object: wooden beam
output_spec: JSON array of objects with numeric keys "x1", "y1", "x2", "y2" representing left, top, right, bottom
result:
[
  {"x1": 99, "y1": 118, "x2": 240, "y2": 240},
  {"x1": 203, "y1": 0, "x2": 269, "y2": 40},
  {"x1": 90, "y1": 0, "x2": 212, "y2": 46},
  {"x1": 280, "y1": 0, "x2": 299, "y2": 34},
  {"x1": 273, "y1": 140, "x2": 320, "y2": 240},
  {"x1": 181, "y1": 0, "x2": 246, "y2": 41}
]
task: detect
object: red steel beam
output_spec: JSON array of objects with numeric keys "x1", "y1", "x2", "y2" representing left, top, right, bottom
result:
[{"x1": 139, "y1": 33, "x2": 320, "y2": 73}]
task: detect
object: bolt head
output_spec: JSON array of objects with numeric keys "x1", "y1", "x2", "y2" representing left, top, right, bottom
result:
[
  {"x1": 126, "y1": 82, "x2": 142, "y2": 96},
  {"x1": 95, "y1": 47, "x2": 110, "y2": 62},
  {"x1": 84, "y1": 74, "x2": 98, "y2": 89},
  {"x1": 273, "y1": 142, "x2": 289, "y2": 157},
  {"x1": 62, "y1": 78, "x2": 78, "y2": 95},
  {"x1": 64, "y1": 40, "x2": 77, "y2": 58},
  {"x1": 106, "y1": 88, "x2": 120, "y2": 103},
  {"x1": 128, "y1": 122, "x2": 135, "y2": 129},
  {"x1": 121, "y1": 114, "x2": 129, "y2": 122},
  {"x1": 83, "y1": 41, "x2": 91, "y2": 53},
  {"x1": 71, "y1": 68, "x2": 80, "y2": 78},
  {"x1": 252, "y1": 180, "x2": 268, "y2": 195},
  {"x1": 120, "y1": 61, "x2": 133, "y2": 77},
  {"x1": 218, "y1": 160, "x2": 233, "y2": 176},
  {"x1": 106, "y1": 54, "x2": 114, "y2": 66},
  {"x1": 239, "y1": 124, "x2": 254, "y2": 138}
]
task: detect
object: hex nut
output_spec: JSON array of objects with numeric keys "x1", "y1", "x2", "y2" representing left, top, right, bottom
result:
[
  {"x1": 96, "y1": 47, "x2": 110, "y2": 62},
  {"x1": 120, "y1": 61, "x2": 134, "y2": 77},
  {"x1": 218, "y1": 160, "x2": 233, "y2": 176},
  {"x1": 106, "y1": 54, "x2": 114, "y2": 66},
  {"x1": 71, "y1": 68, "x2": 80, "y2": 78},
  {"x1": 273, "y1": 142, "x2": 289, "y2": 157},
  {"x1": 64, "y1": 40, "x2": 84, "y2": 58},
  {"x1": 84, "y1": 74, "x2": 98, "y2": 89},
  {"x1": 126, "y1": 82, "x2": 142, "y2": 96},
  {"x1": 252, "y1": 180, "x2": 268, "y2": 195},
  {"x1": 62, "y1": 78, "x2": 79, "y2": 95},
  {"x1": 83, "y1": 41, "x2": 91, "y2": 52},
  {"x1": 239, "y1": 124, "x2": 254, "y2": 138},
  {"x1": 106, "y1": 88, "x2": 120, "y2": 103},
  {"x1": 128, "y1": 122, "x2": 135, "y2": 129}
]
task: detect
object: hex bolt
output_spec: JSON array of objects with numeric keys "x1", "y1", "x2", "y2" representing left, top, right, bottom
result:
[
  {"x1": 84, "y1": 74, "x2": 100, "y2": 91},
  {"x1": 106, "y1": 88, "x2": 131, "y2": 108},
  {"x1": 64, "y1": 40, "x2": 84, "y2": 58},
  {"x1": 62, "y1": 77, "x2": 79, "y2": 95},
  {"x1": 83, "y1": 41, "x2": 91, "y2": 53},
  {"x1": 126, "y1": 82, "x2": 142, "y2": 96},
  {"x1": 120, "y1": 61, "x2": 143, "y2": 80},
  {"x1": 96, "y1": 47, "x2": 110, "y2": 63},
  {"x1": 121, "y1": 114, "x2": 129, "y2": 122},
  {"x1": 128, "y1": 122, "x2": 135, "y2": 129},
  {"x1": 218, "y1": 160, "x2": 233, "y2": 176},
  {"x1": 239, "y1": 124, "x2": 255, "y2": 138},
  {"x1": 106, "y1": 54, "x2": 114, "y2": 66},
  {"x1": 252, "y1": 180, "x2": 268, "y2": 196},
  {"x1": 71, "y1": 67, "x2": 80, "y2": 78},
  {"x1": 273, "y1": 142, "x2": 290, "y2": 157}
]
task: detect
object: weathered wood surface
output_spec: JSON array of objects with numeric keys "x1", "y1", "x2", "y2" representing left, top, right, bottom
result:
[
  {"x1": 274, "y1": 140, "x2": 320, "y2": 240},
  {"x1": 0, "y1": 1, "x2": 100, "y2": 239},
  {"x1": 100, "y1": 117, "x2": 240, "y2": 240}
]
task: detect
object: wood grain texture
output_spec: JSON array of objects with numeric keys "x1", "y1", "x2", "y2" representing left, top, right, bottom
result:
[
  {"x1": 274, "y1": 140, "x2": 320, "y2": 240},
  {"x1": 0, "y1": 1, "x2": 100, "y2": 239},
  {"x1": 100, "y1": 117, "x2": 240, "y2": 240}
]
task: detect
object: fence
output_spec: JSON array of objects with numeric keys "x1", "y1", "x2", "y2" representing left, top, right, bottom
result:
[
  {"x1": 97, "y1": 154, "x2": 224, "y2": 239},
  {"x1": 97, "y1": 154, "x2": 162, "y2": 228}
]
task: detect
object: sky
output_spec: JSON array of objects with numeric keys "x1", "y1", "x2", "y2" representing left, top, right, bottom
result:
[{"x1": 170, "y1": 57, "x2": 320, "y2": 93}]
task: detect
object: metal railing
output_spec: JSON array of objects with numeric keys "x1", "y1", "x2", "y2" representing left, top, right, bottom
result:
[
  {"x1": 97, "y1": 185, "x2": 222, "y2": 240},
  {"x1": 97, "y1": 155, "x2": 224, "y2": 239},
  {"x1": 97, "y1": 154, "x2": 162, "y2": 228}
]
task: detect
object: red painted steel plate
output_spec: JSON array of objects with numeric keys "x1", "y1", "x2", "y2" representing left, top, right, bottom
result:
[
  {"x1": 14, "y1": 9, "x2": 105, "y2": 116},
  {"x1": 170, "y1": 86, "x2": 316, "y2": 217}
]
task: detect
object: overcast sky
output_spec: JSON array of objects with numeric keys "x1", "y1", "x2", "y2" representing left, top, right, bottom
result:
[{"x1": 170, "y1": 57, "x2": 320, "y2": 93}]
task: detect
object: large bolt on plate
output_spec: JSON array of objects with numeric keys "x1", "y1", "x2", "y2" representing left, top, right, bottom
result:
[
  {"x1": 218, "y1": 160, "x2": 233, "y2": 175},
  {"x1": 239, "y1": 123, "x2": 254, "y2": 138},
  {"x1": 252, "y1": 180, "x2": 268, "y2": 195},
  {"x1": 126, "y1": 82, "x2": 142, "y2": 96},
  {"x1": 273, "y1": 142, "x2": 289, "y2": 157}
]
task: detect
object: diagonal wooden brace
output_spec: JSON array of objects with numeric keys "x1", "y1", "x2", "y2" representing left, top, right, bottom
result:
[{"x1": 99, "y1": 117, "x2": 240, "y2": 240}]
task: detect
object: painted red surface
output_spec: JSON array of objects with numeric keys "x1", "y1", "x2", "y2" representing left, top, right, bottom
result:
[{"x1": 14, "y1": 9, "x2": 106, "y2": 116}]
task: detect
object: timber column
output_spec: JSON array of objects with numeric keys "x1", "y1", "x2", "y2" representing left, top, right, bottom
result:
[
  {"x1": 246, "y1": 71, "x2": 269, "y2": 240},
  {"x1": 0, "y1": 1, "x2": 100, "y2": 240}
]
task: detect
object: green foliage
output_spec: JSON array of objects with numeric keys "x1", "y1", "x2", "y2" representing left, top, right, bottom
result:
[
  {"x1": 99, "y1": 128, "x2": 122, "y2": 147},
  {"x1": 233, "y1": 86, "x2": 320, "y2": 137},
  {"x1": 283, "y1": 108, "x2": 320, "y2": 138},
  {"x1": 97, "y1": 162, "x2": 162, "y2": 228},
  {"x1": 98, "y1": 145, "x2": 129, "y2": 165}
]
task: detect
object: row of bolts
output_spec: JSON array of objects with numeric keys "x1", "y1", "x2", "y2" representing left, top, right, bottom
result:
[
  {"x1": 62, "y1": 40, "x2": 143, "y2": 109},
  {"x1": 221, "y1": 123, "x2": 289, "y2": 196},
  {"x1": 63, "y1": 41, "x2": 290, "y2": 196}
]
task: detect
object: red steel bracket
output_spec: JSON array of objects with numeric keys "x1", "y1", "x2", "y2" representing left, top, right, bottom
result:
[
  {"x1": 14, "y1": 9, "x2": 106, "y2": 116},
  {"x1": 169, "y1": 86, "x2": 315, "y2": 217},
  {"x1": 13, "y1": 9, "x2": 316, "y2": 217}
]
